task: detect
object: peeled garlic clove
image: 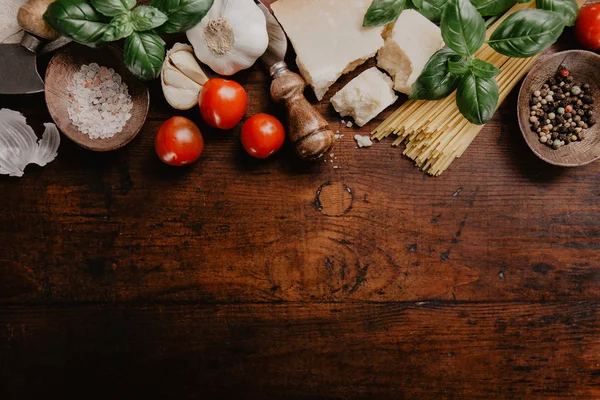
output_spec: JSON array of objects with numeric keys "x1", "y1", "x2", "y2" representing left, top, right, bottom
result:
[
  {"x1": 163, "y1": 86, "x2": 201, "y2": 111},
  {"x1": 170, "y1": 51, "x2": 208, "y2": 86},
  {"x1": 163, "y1": 65, "x2": 201, "y2": 90},
  {"x1": 161, "y1": 43, "x2": 208, "y2": 111}
]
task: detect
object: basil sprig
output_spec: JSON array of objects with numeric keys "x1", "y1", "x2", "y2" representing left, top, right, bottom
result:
[
  {"x1": 536, "y1": 0, "x2": 579, "y2": 26},
  {"x1": 45, "y1": 0, "x2": 213, "y2": 81},
  {"x1": 151, "y1": 0, "x2": 214, "y2": 34},
  {"x1": 410, "y1": 48, "x2": 464, "y2": 100},
  {"x1": 488, "y1": 9, "x2": 566, "y2": 57},
  {"x1": 471, "y1": 0, "x2": 517, "y2": 16},
  {"x1": 102, "y1": 13, "x2": 134, "y2": 42},
  {"x1": 124, "y1": 32, "x2": 166, "y2": 81},
  {"x1": 130, "y1": 6, "x2": 169, "y2": 31},
  {"x1": 44, "y1": 0, "x2": 108, "y2": 46},
  {"x1": 363, "y1": 0, "x2": 409, "y2": 27},
  {"x1": 90, "y1": 0, "x2": 135, "y2": 17},
  {"x1": 441, "y1": 0, "x2": 486, "y2": 57},
  {"x1": 411, "y1": 0, "x2": 447, "y2": 22},
  {"x1": 456, "y1": 72, "x2": 499, "y2": 125}
]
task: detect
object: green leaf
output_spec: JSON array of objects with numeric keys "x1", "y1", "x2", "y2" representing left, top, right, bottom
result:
[
  {"x1": 470, "y1": 59, "x2": 501, "y2": 78},
  {"x1": 456, "y1": 72, "x2": 499, "y2": 125},
  {"x1": 412, "y1": 0, "x2": 447, "y2": 22},
  {"x1": 130, "y1": 6, "x2": 168, "y2": 31},
  {"x1": 102, "y1": 13, "x2": 134, "y2": 41},
  {"x1": 410, "y1": 48, "x2": 465, "y2": 100},
  {"x1": 441, "y1": 0, "x2": 486, "y2": 57},
  {"x1": 448, "y1": 59, "x2": 471, "y2": 75},
  {"x1": 90, "y1": 0, "x2": 135, "y2": 17},
  {"x1": 363, "y1": 0, "x2": 407, "y2": 27},
  {"x1": 488, "y1": 9, "x2": 566, "y2": 57},
  {"x1": 517, "y1": 0, "x2": 530, "y2": 3},
  {"x1": 124, "y1": 31, "x2": 166, "y2": 81},
  {"x1": 536, "y1": 0, "x2": 579, "y2": 26},
  {"x1": 471, "y1": 0, "x2": 516, "y2": 16},
  {"x1": 44, "y1": 0, "x2": 108, "y2": 45},
  {"x1": 151, "y1": 0, "x2": 214, "y2": 34}
]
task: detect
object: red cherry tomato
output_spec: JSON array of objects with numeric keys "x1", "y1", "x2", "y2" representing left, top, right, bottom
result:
[
  {"x1": 155, "y1": 116, "x2": 204, "y2": 166},
  {"x1": 241, "y1": 114, "x2": 285, "y2": 159},
  {"x1": 576, "y1": 3, "x2": 600, "y2": 50},
  {"x1": 199, "y1": 78, "x2": 247, "y2": 130}
]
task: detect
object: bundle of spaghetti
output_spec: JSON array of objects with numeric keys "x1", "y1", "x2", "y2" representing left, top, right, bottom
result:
[{"x1": 372, "y1": 0, "x2": 587, "y2": 176}]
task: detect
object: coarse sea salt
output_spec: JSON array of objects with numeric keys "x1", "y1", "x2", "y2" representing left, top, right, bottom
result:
[{"x1": 67, "y1": 63, "x2": 133, "y2": 140}]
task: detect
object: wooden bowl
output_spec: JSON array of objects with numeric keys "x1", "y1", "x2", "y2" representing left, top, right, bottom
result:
[
  {"x1": 518, "y1": 50, "x2": 600, "y2": 167},
  {"x1": 45, "y1": 43, "x2": 149, "y2": 152}
]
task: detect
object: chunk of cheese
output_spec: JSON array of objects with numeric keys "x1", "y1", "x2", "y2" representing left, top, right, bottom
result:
[
  {"x1": 331, "y1": 67, "x2": 398, "y2": 127},
  {"x1": 377, "y1": 9, "x2": 444, "y2": 95},
  {"x1": 271, "y1": 0, "x2": 384, "y2": 101},
  {"x1": 354, "y1": 134, "x2": 373, "y2": 148}
]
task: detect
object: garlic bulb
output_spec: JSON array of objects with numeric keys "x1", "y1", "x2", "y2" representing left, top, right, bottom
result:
[
  {"x1": 161, "y1": 43, "x2": 209, "y2": 110},
  {"x1": 186, "y1": 0, "x2": 269, "y2": 76},
  {"x1": 0, "y1": 109, "x2": 60, "y2": 177}
]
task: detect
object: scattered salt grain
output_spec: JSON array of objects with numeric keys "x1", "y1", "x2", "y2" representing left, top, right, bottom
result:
[
  {"x1": 354, "y1": 134, "x2": 373, "y2": 148},
  {"x1": 67, "y1": 63, "x2": 133, "y2": 139},
  {"x1": 346, "y1": 121, "x2": 353, "y2": 128}
]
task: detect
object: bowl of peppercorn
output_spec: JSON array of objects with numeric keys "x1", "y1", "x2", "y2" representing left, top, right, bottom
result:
[{"x1": 518, "y1": 50, "x2": 599, "y2": 167}]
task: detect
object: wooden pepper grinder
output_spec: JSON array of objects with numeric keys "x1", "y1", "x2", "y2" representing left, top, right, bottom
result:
[{"x1": 269, "y1": 62, "x2": 335, "y2": 161}]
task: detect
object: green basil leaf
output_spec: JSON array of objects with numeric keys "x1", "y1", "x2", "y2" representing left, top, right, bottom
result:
[
  {"x1": 130, "y1": 6, "x2": 168, "y2": 31},
  {"x1": 44, "y1": 0, "x2": 108, "y2": 45},
  {"x1": 410, "y1": 48, "x2": 464, "y2": 100},
  {"x1": 470, "y1": 59, "x2": 501, "y2": 78},
  {"x1": 90, "y1": 0, "x2": 135, "y2": 17},
  {"x1": 536, "y1": 0, "x2": 579, "y2": 26},
  {"x1": 102, "y1": 13, "x2": 134, "y2": 42},
  {"x1": 412, "y1": 0, "x2": 447, "y2": 22},
  {"x1": 441, "y1": 0, "x2": 486, "y2": 57},
  {"x1": 488, "y1": 9, "x2": 566, "y2": 57},
  {"x1": 517, "y1": 0, "x2": 530, "y2": 3},
  {"x1": 124, "y1": 31, "x2": 166, "y2": 81},
  {"x1": 151, "y1": 0, "x2": 214, "y2": 34},
  {"x1": 456, "y1": 72, "x2": 499, "y2": 125},
  {"x1": 448, "y1": 59, "x2": 471, "y2": 75},
  {"x1": 363, "y1": 0, "x2": 407, "y2": 27},
  {"x1": 471, "y1": 0, "x2": 516, "y2": 16}
]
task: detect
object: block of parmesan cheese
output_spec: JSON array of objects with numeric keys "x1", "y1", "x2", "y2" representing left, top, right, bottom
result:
[
  {"x1": 331, "y1": 67, "x2": 398, "y2": 127},
  {"x1": 377, "y1": 9, "x2": 445, "y2": 95},
  {"x1": 271, "y1": 0, "x2": 385, "y2": 101}
]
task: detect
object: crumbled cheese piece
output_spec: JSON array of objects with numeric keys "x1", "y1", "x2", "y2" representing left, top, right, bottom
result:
[
  {"x1": 271, "y1": 0, "x2": 384, "y2": 100},
  {"x1": 354, "y1": 134, "x2": 373, "y2": 148},
  {"x1": 377, "y1": 9, "x2": 444, "y2": 94},
  {"x1": 331, "y1": 67, "x2": 398, "y2": 127}
]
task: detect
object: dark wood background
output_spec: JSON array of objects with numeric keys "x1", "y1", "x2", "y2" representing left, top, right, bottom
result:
[{"x1": 2, "y1": 4, "x2": 600, "y2": 398}]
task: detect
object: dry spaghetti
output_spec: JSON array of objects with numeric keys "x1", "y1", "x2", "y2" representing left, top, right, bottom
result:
[{"x1": 372, "y1": 0, "x2": 587, "y2": 176}]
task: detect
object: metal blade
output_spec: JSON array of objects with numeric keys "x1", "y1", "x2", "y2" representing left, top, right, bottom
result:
[
  {"x1": 0, "y1": 44, "x2": 44, "y2": 94},
  {"x1": 256, "y1": 1, "x2": 287, "y2": 69}
]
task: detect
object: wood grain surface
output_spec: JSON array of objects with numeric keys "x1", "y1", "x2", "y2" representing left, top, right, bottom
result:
[{"x1": 2, "y1": 4, "x2": 600, "y2": 398}]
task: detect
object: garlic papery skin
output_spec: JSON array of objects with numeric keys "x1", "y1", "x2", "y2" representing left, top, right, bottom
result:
[
  {"x1": 186, "y1": 0, "x2": 269, "y2": 76},
  {"x1": 0, "y1": 109, "x2": 60, "y2": 177},
  {"x1": 161, "y1": 43, "x2": 209, "y2": 110}
]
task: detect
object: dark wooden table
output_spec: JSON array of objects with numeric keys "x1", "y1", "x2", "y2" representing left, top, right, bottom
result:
[{"x1": 2, "y1": 19, "x2": 600, "y2": 399}]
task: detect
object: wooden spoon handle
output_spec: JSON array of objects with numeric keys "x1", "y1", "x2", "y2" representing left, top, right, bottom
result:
[{"x1": 270, "y1": 65, "x2": 335, "y2": 161}]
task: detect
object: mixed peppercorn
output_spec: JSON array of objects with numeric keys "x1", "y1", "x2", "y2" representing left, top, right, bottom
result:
[{"x1": 529, "y1": 65, "x2": 595, "y2": 150}]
